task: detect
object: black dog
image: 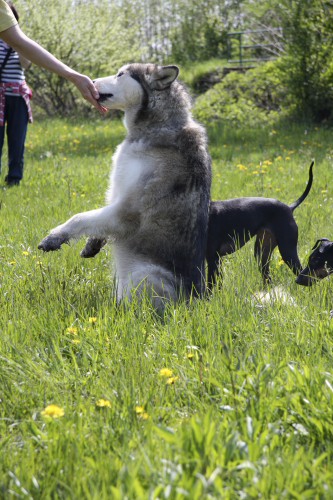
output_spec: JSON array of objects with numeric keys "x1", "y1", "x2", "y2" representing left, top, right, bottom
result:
[
  {"x1": 296, "y1": 238, "x2": 333, "y2": 286},
  {"x1": 207, "y1": 161, "x2": 314, "y2": 286}
]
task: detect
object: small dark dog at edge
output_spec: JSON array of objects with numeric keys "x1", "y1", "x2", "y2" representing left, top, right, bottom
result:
[
  {"x1": 296, "y1": 238, "x2": 333, "y2": 286},
  {"x1": 207, "y1": 161, "x2": 314, "y2": 287}
]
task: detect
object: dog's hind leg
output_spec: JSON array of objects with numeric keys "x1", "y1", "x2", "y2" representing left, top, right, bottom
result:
[
  {"x1": 81, "y1": 238, "x2": 107, "y2": 258},
  {"x1": 275, "y1": 220, "x2": 302, "y2": 275},
  {"x1": 254, "y1": 229, "x2": 277, "y2": 284},
  {"x1": 207, "y1": 254, "x2": 221, "y2": 290}
]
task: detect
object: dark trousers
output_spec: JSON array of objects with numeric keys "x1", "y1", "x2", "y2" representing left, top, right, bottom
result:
[{"x1": 0, "y1": 95, "x2": 29, "y2": 184}]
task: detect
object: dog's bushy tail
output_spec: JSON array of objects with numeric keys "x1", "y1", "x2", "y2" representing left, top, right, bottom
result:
[{"x1": 289, "y1": 160, "x2": 314, "y2": 211}]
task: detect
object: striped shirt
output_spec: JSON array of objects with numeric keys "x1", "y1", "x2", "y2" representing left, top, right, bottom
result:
[{"x1": 0, "y1": 40, "x2": 25, "y2": 95}]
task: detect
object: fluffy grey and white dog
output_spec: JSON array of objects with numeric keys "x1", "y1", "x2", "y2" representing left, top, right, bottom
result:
[{"x1": 38, "y1": 63, "x2": 212, "y2": 311}]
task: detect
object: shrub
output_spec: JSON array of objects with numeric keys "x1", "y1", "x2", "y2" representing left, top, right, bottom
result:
[
  {"x1": 193, "y1": 61, "x2": 290, "y2": 127},
  {"x1": 279, "y1": 0, "x2": 333, "y2": 122}
]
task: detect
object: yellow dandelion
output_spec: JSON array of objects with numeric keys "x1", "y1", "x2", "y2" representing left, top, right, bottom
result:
[
  {"x1": 135, "y1": 406, "x2": 149, "y2": 419},
  {"x1": 22, "y1": 251, "x2": 30, "y2": 256},
  {"x1": 285, "y1": 156, "x2": 291, "y2": 160},
  {"x1": 96, "y1": 399, "x2": 112, "y2": 408},
  {"x1": 138, "y1": 412, "x2": 149, "y2": 420},
  {"x1": 278, "y1": 259, "x2": 284, "y2": 267},
  {"x1": 236, "y1": 164, "x2": 247, "y2": 171},
  {"x1": 187, "y1": 353, "x2": 195, "y2": 360},
  {"x1": 252, "y1": 170, "x2": 259, "y2": 175},
  {"x1": 66, "y1": 327, "x2": 78, "y2": 335},
  {"x1": 321, "y1": 190, "x2": 328, "y2": 194},
  {"x1": 9, "y1": 261, "x2": 16, "y2": 265},
  {"x1": 263, "y1": 160, "x2": 272, "y2": 166},
  {"x1": 41, "y1": 404, "x2": 65, "y2": 419},
  {"x1": 275, "y1": 156, "x2": 283, "y2": 161},
  {"x1": 159, "y1": 368, "x2": 173, "y2": 378},
  {"x1": 88, "y1": 317, "x2": 97, "y2": 324},
  {"x1": 166, "y1": 376, "x2": 179, "y2": 385},
  {"x1": 71, "y1": 339, "x2": 81, "y2": 345}
]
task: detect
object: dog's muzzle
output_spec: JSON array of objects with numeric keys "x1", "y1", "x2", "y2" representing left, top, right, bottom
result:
[
  {"x1": 97, "y1": 93, "x2": 113, "y2": 103},
  {"x1": 296, "y1": 273, "x2": 313, "y2": 286}
]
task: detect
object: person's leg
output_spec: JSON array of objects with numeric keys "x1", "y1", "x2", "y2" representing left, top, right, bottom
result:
[
  {"x1": 5, "y1": 95, "x2": 29, "y2": 185},
  {"x1": 0, "y1": 122, "x2": 5, "y2": 176}
]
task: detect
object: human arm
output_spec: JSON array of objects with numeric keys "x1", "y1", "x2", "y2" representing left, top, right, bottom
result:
[{"x1": 0, "y1": 23, "x2": 105, "y2": 111}]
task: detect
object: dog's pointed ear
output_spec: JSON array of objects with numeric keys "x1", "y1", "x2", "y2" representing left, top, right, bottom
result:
[
  {"x1": 318, "y1": 239, "x2": 332, "y2": 253},
  {"x1": 312, "y1": 238, "x2": 329, "y2": 251},
  {"x1": 149, "y1": 65, "x2": 179, "y2": 90}
]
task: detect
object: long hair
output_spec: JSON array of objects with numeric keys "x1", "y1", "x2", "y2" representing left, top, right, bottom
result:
[{"x1": 7, "y1": 2, "x2": 19, "y2": 22}]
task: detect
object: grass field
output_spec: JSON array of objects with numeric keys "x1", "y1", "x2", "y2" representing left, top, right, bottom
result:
[{"x1": 1, "y1": 116, "x2": 333, "y2": 499}]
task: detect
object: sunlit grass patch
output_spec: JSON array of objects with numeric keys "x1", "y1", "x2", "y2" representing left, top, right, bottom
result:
[{"x1": 0, "y1": 117, "x2": 333, "y2": 497}]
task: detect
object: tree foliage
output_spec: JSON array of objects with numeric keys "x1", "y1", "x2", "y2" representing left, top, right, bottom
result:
[
  {"x1": 279, "y1": 0, "x2": 333, "y2": 121},
  {"x1": 169, "y1": 0, "x2": 243, "y2": 64},
  {"x1": 14, "y1": 0, "x2": 333, "y2": 122},
  {"x1": 20, "y1": 0, "x2": 141, "y2": 116},
  {"x1": 17, "y1": 0, "x2": 248, "y2": 115}
]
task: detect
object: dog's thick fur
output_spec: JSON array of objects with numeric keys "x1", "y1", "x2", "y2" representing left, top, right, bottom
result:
[
  {"x1": 38, "y1": 63, "x2": 212, "y2": 310},
  {"x1": 207, "y1": 161, "x2": 314, "y2": 286}
]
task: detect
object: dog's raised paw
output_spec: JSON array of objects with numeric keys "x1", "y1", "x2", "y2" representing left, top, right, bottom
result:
[
  {"x1": 80, "y1": 238, "x2": 106, "y2": 258},
  {"x1": 38, "y1": 235, "x2": 67, "y2": 252}
]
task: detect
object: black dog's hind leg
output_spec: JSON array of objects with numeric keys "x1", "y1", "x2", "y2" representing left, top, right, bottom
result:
[
  {"x1": 207, "y1": 253, "x2": 221, "y2": 290},
  {"x1": 81, "y1": 237, "x2": 107, "y2": 258},
  {"x1": 254, "y1": 230, "x2": 277, "y2": 284},
  {"x1": 275, "y1": 220, "x2": 302, "y2": 276}
]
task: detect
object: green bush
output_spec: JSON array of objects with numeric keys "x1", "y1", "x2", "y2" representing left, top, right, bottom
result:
[
  {"x1": 279, "y1": 0, "x2": 333, "y2": 122},
  {"x1": 194, "y1": 61, "x2": 291, "y2": 127},
  {"x1": 170, "y1": 10, "x2": 227, "y2": 64}
]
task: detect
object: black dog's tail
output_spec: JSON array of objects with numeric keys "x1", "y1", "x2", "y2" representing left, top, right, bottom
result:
[{"x1": 289, "y1": 160, "x2": 314, "y2": 211}]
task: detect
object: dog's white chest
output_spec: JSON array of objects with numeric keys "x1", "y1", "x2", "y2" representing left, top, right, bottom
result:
[{"x1": 107, "y1": 140, "x2": 153, "y2": 203}]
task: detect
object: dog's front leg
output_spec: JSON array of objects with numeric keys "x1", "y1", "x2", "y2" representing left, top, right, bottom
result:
[
  {"x1": 80, "y1": 237, "x2": 107, "y2": 258},
  {"x1": 38, "y1": 205, "x2": 119, "y2": 252}
]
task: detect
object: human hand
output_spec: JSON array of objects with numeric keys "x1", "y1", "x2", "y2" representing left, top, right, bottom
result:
[{"x1": 71, "y1": 73, "x2": 107, "y2": 113}]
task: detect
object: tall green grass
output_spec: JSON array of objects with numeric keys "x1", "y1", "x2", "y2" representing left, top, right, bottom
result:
[{"x1": 0, "y1": 117, "x2": 333, "y2": 498}]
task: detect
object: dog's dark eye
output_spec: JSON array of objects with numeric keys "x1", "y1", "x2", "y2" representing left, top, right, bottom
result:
[{"x1": 117, "y1": 72, "x2": 124, "y2": 78}]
